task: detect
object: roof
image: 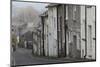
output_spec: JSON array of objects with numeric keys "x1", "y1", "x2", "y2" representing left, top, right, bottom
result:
[
  {"x1": 40, "y1": 10, "x2": 48, "y2": 17},
  {"x1": 46, "y1": 4, "x2": 59, "y2": 8}
]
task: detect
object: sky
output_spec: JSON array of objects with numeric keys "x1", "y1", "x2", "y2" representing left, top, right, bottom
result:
[{"x1": 12, "y1": 1, "x2": 48, "y2": 16}]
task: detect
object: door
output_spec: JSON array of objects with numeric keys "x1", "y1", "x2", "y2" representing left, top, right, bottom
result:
[
  {"x1": 88, "y1": 25, "x2": 92, "y2": 58},
  {"x1": 58, "y1": 16, "x2": 62, "y2": 57},
  {"x1": 73, "y1": 35, "x2": 77, "y2": 48},
  {"x1": 72, "y1": 35, "x2": 77, "y2": 58}
]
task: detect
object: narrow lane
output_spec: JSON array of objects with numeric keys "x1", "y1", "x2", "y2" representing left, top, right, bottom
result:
[
  {"x1": 12, "y1": 47, "x2": 68, "y2": 66},
  {"x1": 11, "y1": 47, "x2": 94, "y2": 66}
]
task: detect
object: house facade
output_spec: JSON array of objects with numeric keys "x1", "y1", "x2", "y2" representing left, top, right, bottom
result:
[
  {"x1": 41, "y1": 4, "x2": 81, "y2": 58},
  {"x1": 32, "y1": 27, "x2": 43, "y2": 56},
  {"x1": 40, "y1": 11, "x2": 49, "y2": 56},
  {"x1": 38, "y1": 4, "x2": 96, "y2": 60},
  {"x1": 65, "y1": 5, "x2": 81, "y2": 58},
  {"x1": 46, "y1": 4, "x2": 58, "y2": 57},
  {"x1": 57, "y1": 4, "x2": 66, "y2": 57},
  {"x1": 81, "y1": 6, "x2": 96, "y2": 59}
]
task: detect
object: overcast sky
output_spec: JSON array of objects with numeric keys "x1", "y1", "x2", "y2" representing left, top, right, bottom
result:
[{"x1": 12, "y1": 1, "x2": 48, "y2": 16}]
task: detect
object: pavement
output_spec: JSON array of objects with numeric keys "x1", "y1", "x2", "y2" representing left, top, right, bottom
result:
[{"x1": 11, "y1": 47, "x2": 95, "y2": 66}]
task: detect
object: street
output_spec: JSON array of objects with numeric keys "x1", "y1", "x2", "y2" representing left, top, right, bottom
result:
[
  {"x1": 11, "y1": 47, "x2": 94, "y2": 66},
  {"x1": 11, "y1": 47, "x2": 68, "y2": 66}
]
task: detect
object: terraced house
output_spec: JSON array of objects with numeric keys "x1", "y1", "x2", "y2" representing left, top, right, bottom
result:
[
  {"x1": 80, "y1": 6, "x2": 96, "y2": 59},
  {"x1": 35, "y1": 4, "x2": 96, "y2": 60}
]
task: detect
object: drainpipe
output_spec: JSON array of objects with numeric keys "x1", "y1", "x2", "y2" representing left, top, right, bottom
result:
[
  {"x1": 57, "y1": 6, "x2": 59, "y2": 57},
  {"x1": 64, "y1": 4, "x2": 66, "y2": 57},
  {"x1": 84, "y1": 6, "x2": 87, "y2": 58},
  {"x1": 41, "y1": 17, "x2": 44, "y2": 56},
  {"x1": 95, "y1": 6, "x2": 96, "y2": 60}
]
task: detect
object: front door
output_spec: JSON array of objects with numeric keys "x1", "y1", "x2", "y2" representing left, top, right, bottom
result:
[
  {"x1": 88, "y1": 25, "x2": 92, "y2": 58},
  {"x1": 72, "y1": 35, "x2": 77, "y2": 58}
]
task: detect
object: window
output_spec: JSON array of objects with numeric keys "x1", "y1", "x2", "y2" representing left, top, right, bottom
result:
[
  {"x1": 73, "y1": 35, "x2": 77, "y2": 48},
  {"x1": 54, "y1": 17, "x2": 57, "y2": 28},
  {"x1": 88, "y1": 25, "x2": 92, "y2": 50},
  {"x1": 66, "y1": 6, "x2": 68, "y2": 20},
  {"x1": 68, "y1": 32, "x2": 71, "y2": 42},
  {"x1": 58, "y1": 16, "x2": 61, "y2": 32},
  {"x1": 87, "y1": 6, "x2": 92, "y2": 8},
  {"x1": 73, "y1": 6, "x2": 76, "y2": 21}
]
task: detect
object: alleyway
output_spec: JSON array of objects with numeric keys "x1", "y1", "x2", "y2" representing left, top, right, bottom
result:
[
  {"x1": 11, "y1": 47, "x2": 68, "y2": 66},
  {"x1": 11, "y1": 47, "x2": 94, "y2": 66}
]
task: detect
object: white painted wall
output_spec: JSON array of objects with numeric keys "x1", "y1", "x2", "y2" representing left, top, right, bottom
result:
[
  {"x1": 48, "y1": 7, "x2": 58, "y2": 57},
  {"x1": 33, "y1": 33, "x2": 38, "y2": 55},
  {"x1": 80, "y1": 6, "x2": 96, "y2": 59},
  {"x1": 80, "y1": 6, "x2": 86, "y2": 58},
  {"x1": 86, "y1": 6, "x2": 96, "y2": 59}
]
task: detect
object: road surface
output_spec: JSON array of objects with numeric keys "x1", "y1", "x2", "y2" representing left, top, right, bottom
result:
[{"x1": 11, "y1": 47, "x2": 95, "y2": 66}]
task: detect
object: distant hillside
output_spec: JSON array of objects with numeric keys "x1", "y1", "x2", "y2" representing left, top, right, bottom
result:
[{"x1": 12, "y1": 6, "x2": 42, "y2": 35}]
